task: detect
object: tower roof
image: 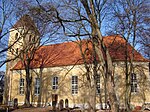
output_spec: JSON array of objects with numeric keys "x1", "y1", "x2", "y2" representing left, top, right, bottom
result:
[{"x1": 12, "y1": 15, "x2": 39, "y2": 34}]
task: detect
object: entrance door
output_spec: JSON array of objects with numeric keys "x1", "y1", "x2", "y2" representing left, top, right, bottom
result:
[{"x1": 52, "y1": 94, "x2": 58, "y2": 107}]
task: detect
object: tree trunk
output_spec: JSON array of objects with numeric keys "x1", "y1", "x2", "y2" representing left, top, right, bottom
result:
[
  {"x1": 78, "y1": 40, "x2": 97, "y2": 112},
  {"x1": 80, "y1": 0, "x2": 120, "y2": 111},
  {"x1": 24, "y1": 66, "x2": 31, "y2": 107},
  {"x1": 88, "y1": 84, "x2": 96, "y2": 112},
  {"x1": 37, "y1": 68, "x2": 43, "y2": 107},
  {"x1": 3, "y1": 73, "x2": 9, "y2": 104}
]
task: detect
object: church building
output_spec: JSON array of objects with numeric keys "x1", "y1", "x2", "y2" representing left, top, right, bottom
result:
[{"x1": 5, "y1": 15, "x2": 150, "y2": 109}]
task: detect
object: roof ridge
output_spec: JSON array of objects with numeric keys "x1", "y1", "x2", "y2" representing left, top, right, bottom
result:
[{"x1": 40, "y1": 39, "x2": 90, "y2": 47}]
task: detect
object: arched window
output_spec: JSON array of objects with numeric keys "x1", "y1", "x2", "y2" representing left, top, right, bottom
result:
[
  {"x1": 29, "y1": 35, "x2": 32, "y2": 42},
  {"x1": 59, "y1": 99, "x2": 64, "y2": 110},
  {"x1": 16, "y1": 48, "x2": 18, "y2": 55},
  {"x1": 15, "y1": 33, "x2": 18, "y2": 40},
  {"x1": 65, "y1": 99, "x2": 69, "y2": 108},
  {"x1": 32, "y1": 36, "x2": 36, "y2": 42}
]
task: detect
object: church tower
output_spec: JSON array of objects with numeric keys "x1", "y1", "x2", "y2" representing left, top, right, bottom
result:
[{"x1": 4, "y1": 15, "x2": 40, "y2": 104}]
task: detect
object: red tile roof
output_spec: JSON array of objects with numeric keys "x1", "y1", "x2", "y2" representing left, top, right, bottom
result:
[
  {"x1": 12, "y1": 35, "x2": 149, "y2": 70},
  {"x1": 104, "y1": 35, "x2": 147, "y2": 61}
]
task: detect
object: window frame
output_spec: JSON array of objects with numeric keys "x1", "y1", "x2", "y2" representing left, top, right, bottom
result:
[
  {"x1": 16, "y1": 48, "x2": 19, "y2": 55},
  {"x1": 52, "y1": 76, "x2": 58, "y2": 90},
  {"x1": 71, "y1": 76, "x2": 78, "y2": 95},
  {"x1": 29, "y1": 35, "x2": 32, "y2": 42},
  {"x1": 19, "y1": 78, "x2": 24, "y2": 95},
  {"x1": 15, "y1": 33, "x2": 18, "y2": 40},
  {"x1": 131, "y1": 73, "x2": 138, "y2": 93},
  {"x1": 34, "y1": 78, "x2": 40, "y2": 95},
  {"x1": 96, "y1": 74, "x2": 100, "y2": 95}
]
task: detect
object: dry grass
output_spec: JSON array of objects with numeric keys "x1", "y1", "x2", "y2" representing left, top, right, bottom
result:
[
  {"x1": 12, "y1": 108, "x2": 150, "y2": 112},
  {"x1": 2, "y1": 106, "x2": 148, "y2": 112},
  {"x1": 12, "y1": 106, "x2": 52, "y2": 112}
]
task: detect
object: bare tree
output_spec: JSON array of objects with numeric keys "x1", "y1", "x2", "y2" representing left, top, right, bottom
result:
[
  {"x1": 106, "y1": 0, "x2": 150, "y2": 111},
  {"x1": 0, "y1": 0, "x2": 15, "y2": 67},
  {"x1": 0, "y1": 0, "x2": 29, "y2": 104},
  {"x1": 5, "y1": 0, "x2": 62, "y2": 107},
  {"x1": 35, "y1": 0, "x2": 119, "y2": 111}
]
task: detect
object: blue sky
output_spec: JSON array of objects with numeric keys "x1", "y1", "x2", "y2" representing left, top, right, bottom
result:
[
  {"x1": 0, "y1": 65, "x2": 5, "y2": 72},
  {"x1": 0, "y1": 0, "x2": 148, "y2": 72}
]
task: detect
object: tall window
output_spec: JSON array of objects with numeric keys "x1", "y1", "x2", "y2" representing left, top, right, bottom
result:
[
  {"x1": 32, "y1": 36, "x2": 36, "y2": 42},
  {"x1": 71, "y1": 76, "x2": 78, "y2": 95},
  {"x1": 52, "y1": 76, "x2": 58, "y2": 90},
  {"x1": 29, "y1": 35, "x2": 32, "y2": 42},
  {"x1": 19, "y1": 78, "x2": 24, "y2": 95},
  {"x1": 16, "y1": 48, "x2": 18, "y2": 55},
  {"x1": 131, "y1": 73, "x2": 138, "y2": 92},
  {"x1": 35, "y1": 78, "x2": 40, "y2": 95},
  {"x1": 96, "y1": 74, "x2": 100, "y2": 94},
  {"x1": 15, "y1": 33, "x2": 18, "y2": 40}
]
